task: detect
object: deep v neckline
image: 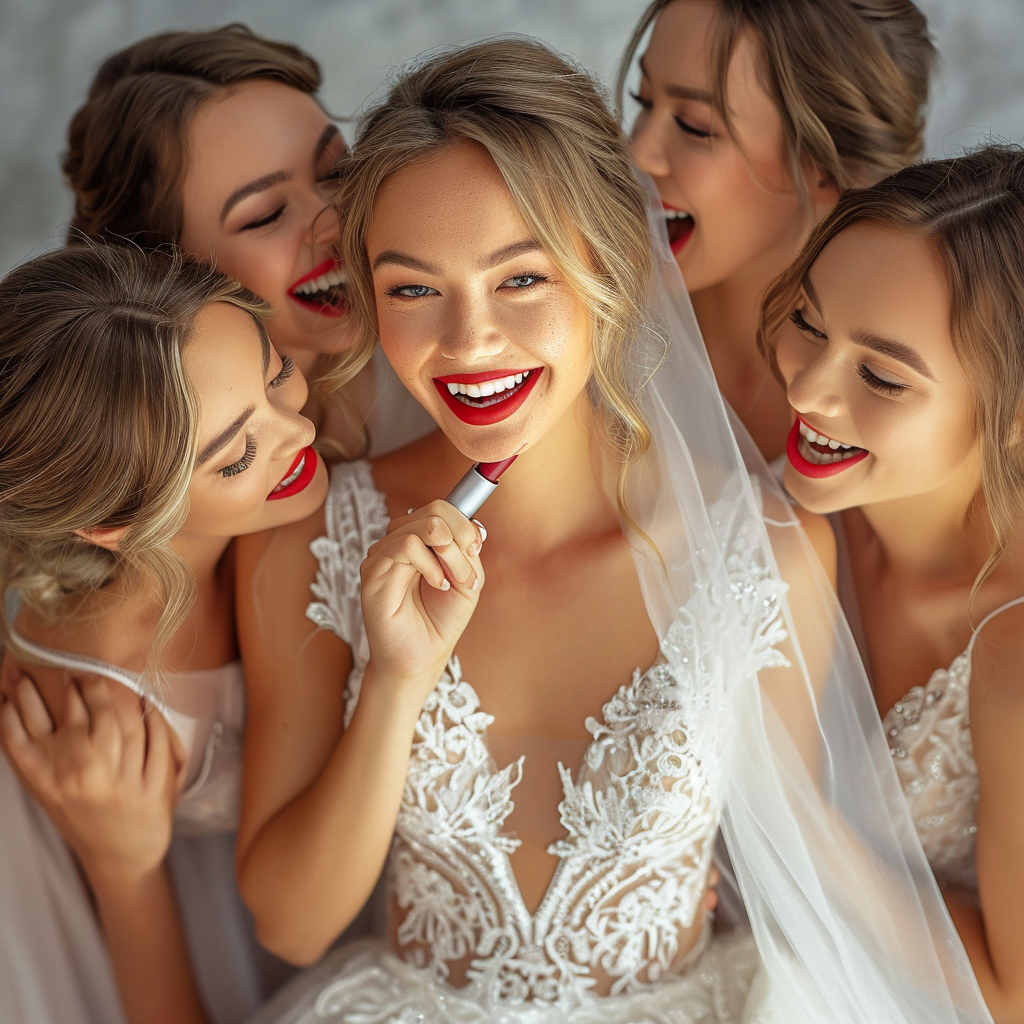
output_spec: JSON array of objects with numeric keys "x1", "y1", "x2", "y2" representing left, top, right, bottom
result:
[{"x1": 442, "y1": 657, "x2": 649, "y2": 926}]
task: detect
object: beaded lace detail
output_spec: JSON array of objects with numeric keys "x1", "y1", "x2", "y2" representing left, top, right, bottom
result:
[
  {"x1": 306, "y1": 462, "x2": 787, "y2": 1010},
  {"x1": 883, "y1": 597, "x2": 1024, "y2": 892}
]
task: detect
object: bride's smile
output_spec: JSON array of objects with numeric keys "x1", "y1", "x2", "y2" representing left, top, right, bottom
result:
[{"x1": 366, "y1": 140, "x2": 594, "y2": 464}]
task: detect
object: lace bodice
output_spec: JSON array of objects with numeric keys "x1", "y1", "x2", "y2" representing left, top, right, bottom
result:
[
  {"x1": 306, "y1": 461, "x2": 786, "y2": 1012},
  {"x1": 883, "y1": 596, "x2": 1024, "y2": 892}
]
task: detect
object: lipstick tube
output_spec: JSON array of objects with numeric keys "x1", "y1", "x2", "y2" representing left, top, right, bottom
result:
[{"x1": 445, "y1": 457, "x2": 517, "y2": 519}]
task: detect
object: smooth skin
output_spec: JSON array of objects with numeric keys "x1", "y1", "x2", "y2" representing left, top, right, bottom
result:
[
  {"x1": 178, "y1": 78, "x2": 372, "y2": 447},
  {"x1": 631, "y1": 0, "x2": 838, "y2": 460},
  {"x1": 0, "y1": 302, "x2": 326, "y2": 1024},
  {"x1": 235, "y1": 141, "x2": 826, "y2": 980},
  {"x1": 774, "y1": 221, "x2": 1024, "y2": 1021}
]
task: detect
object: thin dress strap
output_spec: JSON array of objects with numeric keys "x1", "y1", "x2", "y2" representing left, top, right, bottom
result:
[
  {"x1": 4, "y1": 590, "x2": 170, "y2": 719},
  {"x1": 966, "y1": 594, "x2": 1024, "y2": 658}
]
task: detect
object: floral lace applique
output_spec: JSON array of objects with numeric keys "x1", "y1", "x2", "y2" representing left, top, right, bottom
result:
[
  {"x1": 305, "y1": 462, "x2": 789, "y2": 1010},
  {"x1": 884, "y1": 655, "x2": 979, "y2": 891}
]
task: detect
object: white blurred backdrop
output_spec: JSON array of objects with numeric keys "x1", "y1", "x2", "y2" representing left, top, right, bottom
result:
[{"x1": 0, "y1": 0, "x2": 1021, "y2": 272}]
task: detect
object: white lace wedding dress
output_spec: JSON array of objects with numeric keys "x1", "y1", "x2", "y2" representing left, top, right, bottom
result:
[
  {"x1": 249, "y1": 461, "x2": 788, "y2": 1024},
  {"x1": 883, "y1": 595, "x2": 1024, "y2": 893}
]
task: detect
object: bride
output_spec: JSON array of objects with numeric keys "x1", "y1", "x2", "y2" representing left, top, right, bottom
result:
[{"x1": 235, "y1": 38, "x2": 991, "y2": 1023}]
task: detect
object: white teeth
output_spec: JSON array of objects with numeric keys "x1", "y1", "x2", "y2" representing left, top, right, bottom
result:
[
  {"x1": 798, "y1": 420, "x2": 855, "y2": 450},
  {"x1": 294, "y1": 265, "x2": 348, "y2": 296},
  {"x1": 444, "y1": 370, "x2": 532, "y2": 405},
  {"x1": 273, "y1": 454, "x2": 305, "y2": 492},
  {"x1": 664, "y1": 209, "x2": 692, "y2": 221}
]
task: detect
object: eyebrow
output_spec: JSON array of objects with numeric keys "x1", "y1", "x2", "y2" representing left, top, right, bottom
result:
[
  {"x1": 197, "y1": 404, "x2": 256, "y2": 467},
  {"x1": 314, "y1": 123, "x2": 342, "y2": 164},
  {"x1": 372, "y1": 239, "x2": 544, "y2": 275},
  {"x1": 852, "y1": 331, "x2": 935, "y2": 381},
  {"x1": 220, "y1": 170, "x2": 292, "y2": 223},
  {"x1": 255, "y1": 317, "x2": 271, "y2": 376},
  {"x1": 802, "y1": 272, "x2": 935, "y2": 381},
  {"x1": 638, "y1": 57, "x2": 715, "y2": 104}
]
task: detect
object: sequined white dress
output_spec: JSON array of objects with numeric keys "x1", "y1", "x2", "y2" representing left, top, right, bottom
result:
[
  {"x1": 249, "y1": 461, "x2": 786, "y2": 1024},
  {"x1": 882, "y1": 595, "x2": 1024, "y2": 893},
  {"x1": 0, "y1": 594, "x2": 292, "y2": 1024}
]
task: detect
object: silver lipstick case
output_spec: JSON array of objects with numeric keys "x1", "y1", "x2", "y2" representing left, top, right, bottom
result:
[{"x1": 445, "y1": 466, "x2": 497, "y2": 520}]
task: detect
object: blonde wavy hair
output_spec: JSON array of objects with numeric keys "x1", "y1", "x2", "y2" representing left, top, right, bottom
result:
[
  {"x1": 760, "y1": 145, "x2": 1024, "y2": 598},
  {"x1": 329, "y1": 38, "x2": 657, "y2": 514},
  {"x1": 0, "y1": 243, "x2": 269, "y2": 679},
  {"x1": 618, "y1": 0, "x2": 935, "y2": 197}
]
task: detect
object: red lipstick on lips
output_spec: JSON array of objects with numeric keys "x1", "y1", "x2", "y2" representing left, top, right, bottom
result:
[
  {"x1": 786, "y1": 418, "x2": 868, "y2": 479},
  {"x1": 287, "y1": 259, "x2": 348, "y2": 319},
  {"x1": 662, "y1": 202, "x2": 695, "y2": 256},
  {"x1": 267, "y1": 446, "x2": 318, "y2": 500},
  {"x1": 434, "y1": 368, "x2": 542, "y2": 426}
]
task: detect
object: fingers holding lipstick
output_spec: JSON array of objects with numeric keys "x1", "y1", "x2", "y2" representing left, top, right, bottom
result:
[{"x1": 385, "y1": 500, "x2": 484, "y2": 594}]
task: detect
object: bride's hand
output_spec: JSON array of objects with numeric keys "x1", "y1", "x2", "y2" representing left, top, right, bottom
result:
[
  {"x1": 0, "y1": 669, "x2": 182, "y2": 888},
  {"x1": 361, "y1": 500, "x2": 485, "y2": 697}
]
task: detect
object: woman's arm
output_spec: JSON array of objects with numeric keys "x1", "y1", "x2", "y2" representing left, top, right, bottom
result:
[
  {"x1": 951, "y1": 603, "x2": 1024, "y2": 1021},
  {"x1": 235, "y1": 501, "x2": 484, "y2": 965},
  {"x1": 0, "y1": 667, "x2": 208, "y2": 1024}
]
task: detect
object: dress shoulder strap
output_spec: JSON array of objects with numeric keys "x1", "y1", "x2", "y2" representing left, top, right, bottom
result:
[
  {"x1": 966, "y1": 594, "x2": 1024, "y2": 657},
  {"x1": 306, "y1": 460, "x2": 389, "y2": 650},
  {"x1": 3, "y1": 589, "x2": 165, "y2": 714}
]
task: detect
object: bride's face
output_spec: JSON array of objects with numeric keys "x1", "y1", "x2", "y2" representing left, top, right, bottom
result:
[
  {"x1": 180, "y1": 302, "x2": 328, "y2": 542},
  {"x1": 179, "y1": 80, "x2": 354, "y2": 356},
  {"x1": 366, "y1": 140, "x2": 593, "y2": 463},
  {"x1": 773, "y1": 221, "x2": 980, "y2": 514}
]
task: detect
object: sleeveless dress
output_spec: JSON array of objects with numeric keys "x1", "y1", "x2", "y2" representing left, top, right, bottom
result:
[
  {"x1": 250, "y1": 461, "x2": 785, "y2": 1024},
  {"x1": 882, "y1": 595, "x2": 1024, "y2": 893},
  {"x1": 0, "y1": 593, "x2": 291, "y2": 1024}
]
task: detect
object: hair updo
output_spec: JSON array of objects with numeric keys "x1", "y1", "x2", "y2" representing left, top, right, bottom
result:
[
  {"x1": 0, "y1": 242, "x2": 268, "y2": 674},
  {"x1": 63, "y1": 23, "x2": 323, "y2": 248},
  {"x1": 619, "y1": 0, "x2": 935, "y2": 196},
  {"x1": 332, "y1": 37, "x2": 656, "y2": 502}
]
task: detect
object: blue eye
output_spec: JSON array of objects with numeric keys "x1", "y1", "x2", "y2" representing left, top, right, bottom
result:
[
  {"x1": 388, "y1": 284, "x2": 437, "y2": 298},
  {"x1": 501, "y1": 273, "x2": 547, "y2": 289}
]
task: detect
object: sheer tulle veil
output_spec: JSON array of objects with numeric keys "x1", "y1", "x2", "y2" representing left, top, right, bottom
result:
[{"x1": 625, "y1": 174, "x2": 991, "y2": 1022}]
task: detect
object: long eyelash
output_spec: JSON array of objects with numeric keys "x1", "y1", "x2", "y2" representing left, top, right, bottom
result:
[
  {"x1": 628, "y1": 90, "x2": 651, "y2": 108},
  {"x1": 674, "y1": 117, "x2": 710, "y2": 139},
  {"x1": 788, "y1": 308, "x2": 826, "y2": 339},
  {"x1": 243, "y1": 206, "x2": 285, "y2": 231},
  {"x1": 221, "y1": 436, "x2": 257, "y2": 478},
  {"x1": 857, "y1": 364, "x2": 908, "y2": 397},
  {"x1": 270, "y1": 354, "x2": 295, "y2": 389}
]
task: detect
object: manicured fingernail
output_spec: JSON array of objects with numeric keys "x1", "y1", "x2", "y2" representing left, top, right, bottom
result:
[
  {"x1": 439, "y1": 578, "x2": 451, "y2": 591},
  {"x1": 472, "y1": 519, "x2": 487, "y2": 543},
  {"x1": 470, "y1": 576, "x2": 479, "y2": 592}
]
